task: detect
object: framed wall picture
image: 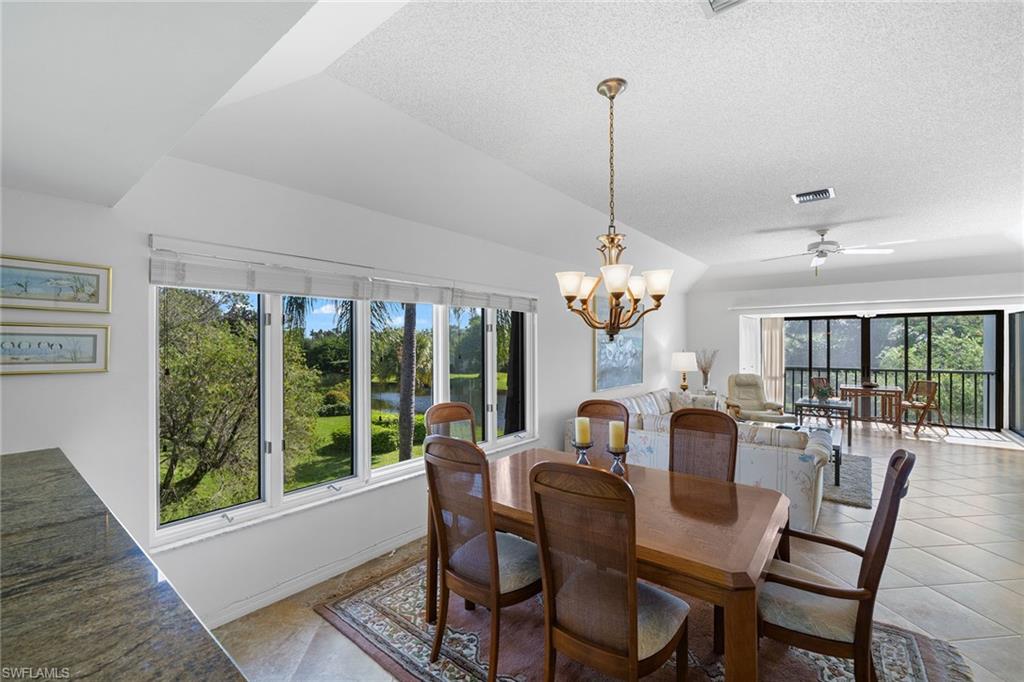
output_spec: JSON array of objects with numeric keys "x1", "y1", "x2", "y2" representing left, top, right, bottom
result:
[
  {"x1": 0, "y1": 323, "x2": 110, "y2": 375},
  {"x1": 0, "y1": 254, "x2": 112, "y2": 312},
  {"x1": 592, "y1": 296, "x2": 644, "y2": 392}
]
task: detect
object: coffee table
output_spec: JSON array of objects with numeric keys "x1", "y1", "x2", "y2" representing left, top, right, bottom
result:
[{"x1": 794, "y1": 398, "x2": 852, "y2": 449}]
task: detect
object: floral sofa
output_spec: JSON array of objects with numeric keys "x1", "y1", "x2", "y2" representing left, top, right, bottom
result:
[{"x1": 563, "y1": 388, "x2": 830, "y2": 531}]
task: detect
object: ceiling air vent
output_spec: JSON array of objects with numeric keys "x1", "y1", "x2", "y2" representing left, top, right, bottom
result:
[
  {"x1": 700, "y1": 0, "x2": 749, "y2": 17},
  {"x1": 791, "y1": 188, "x2": 836, "y2": 205}
]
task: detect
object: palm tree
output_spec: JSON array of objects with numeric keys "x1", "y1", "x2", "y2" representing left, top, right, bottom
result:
[
  {"x1": 285, "y1": 296, "x2": 420, "y2": 459},
  {"x1": 397, "y1": 303, "x2": 417, "y2": 461}
]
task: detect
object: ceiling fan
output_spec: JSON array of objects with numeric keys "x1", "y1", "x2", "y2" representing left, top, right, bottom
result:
[{"x1": 761, "y1": 229, "x2": 894, "y2": 272}]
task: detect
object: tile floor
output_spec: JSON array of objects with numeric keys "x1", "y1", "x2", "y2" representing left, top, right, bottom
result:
[{"x1": 214, "y1": 423, "x2": 1024, "y2": 681}]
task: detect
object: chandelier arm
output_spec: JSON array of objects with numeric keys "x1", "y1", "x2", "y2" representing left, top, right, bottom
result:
[
  {"x1": 618, "y1": 295, "x2": 640, "y2": 326},
  {"x1": 618, "y1": 299, "x2": 664, "y2": 331},
  {"x1": 570, "y1": 303, "x2": 606, "y2": 330}
]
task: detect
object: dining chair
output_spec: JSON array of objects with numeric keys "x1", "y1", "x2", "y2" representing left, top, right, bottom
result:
[
  {"x1": 898, "y1": 380, "x2": 948, "y2": 436},
  {"x1": 425, "y1": 401, "x2": 478, "y2": 442},
  {"x1": 759, "y1": 449, "x2": 917, "y2": 682},
  {"x1": 668, "y1": 408, "x2": 738, "y2": 482},
  {"x1": 529, "y1": 461, "x2": 689, "y2": 681},
  {"x1": 578, "y1": 399, "x2": 630, "y2": 458},
  {"x1": 423, "y1": 435, "x2": 542, "y2": 682},
  {"x1": 667, "y1": 407, "x2": 737, "y2": 653}
]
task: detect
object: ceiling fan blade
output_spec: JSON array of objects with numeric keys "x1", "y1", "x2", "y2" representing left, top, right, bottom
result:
[
  {"x1": 761, "y1": 252, "x2": 811, "y2": 262},
  {"x1": 810, "y1": 254, "x2": 827, "y2": 268},
  {"x1": 841, "y1": 248, "x2": 894, "y2": 255}
]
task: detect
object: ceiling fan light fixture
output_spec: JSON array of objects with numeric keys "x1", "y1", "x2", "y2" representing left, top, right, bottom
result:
[
  {"x1": 791, "y1": 188, "x2": 836, "y2": 205},
  {"x1": 809, "y1": 254, "x2": 827, "y2": 268}
]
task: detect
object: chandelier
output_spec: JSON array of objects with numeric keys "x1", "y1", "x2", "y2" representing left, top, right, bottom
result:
[{"x1": 555, "y1": 78, "x2": 673, "y2": 340}]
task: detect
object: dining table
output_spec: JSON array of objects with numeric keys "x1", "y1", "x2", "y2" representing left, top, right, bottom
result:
[{"x1": 425, "y1": 448, "x2": 790, "y2": 681}]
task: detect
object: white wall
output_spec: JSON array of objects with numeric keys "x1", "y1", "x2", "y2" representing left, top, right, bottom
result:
[
  {"x1": 686, "y1": 274, "x2": 1024, "y2": 414},
  {"x1": 0, "y1": 157, "x2": 701, "y2": 625}
]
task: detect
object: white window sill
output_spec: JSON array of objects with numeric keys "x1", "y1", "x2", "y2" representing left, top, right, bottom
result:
[{"x1": 149, "y1": 434, "x2": 539, "y2": 553}]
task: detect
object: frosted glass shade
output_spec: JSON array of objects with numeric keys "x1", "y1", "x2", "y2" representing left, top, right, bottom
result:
[
  {"x1": 579, "y1": 275, "x2": 599, "y2": 300},
  {"x1": 555, "y1": 271, "x2": 585, "y2": 298},
  {"x1": 671, "y1": 351, "x2": 699, "y2": 372},
  {"x1": 600, "y1": 264, "x2": 633, "y2": 295},
  {"x1": 627, "y1": 275, "x2": 646, "y2": 300},
  {"x1": 643, "y1": 269, "x2": 674, "y2": 296}
]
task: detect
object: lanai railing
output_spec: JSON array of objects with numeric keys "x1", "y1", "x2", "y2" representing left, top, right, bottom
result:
[{"x1": 784, "y1": 366, "x2": 997, "y2": 430}]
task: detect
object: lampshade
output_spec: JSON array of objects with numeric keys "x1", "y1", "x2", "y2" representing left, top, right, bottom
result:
[
  {"x1": 627, "y1": 275, "x2": 646, "y2": 301},
  {"x1": 600, "y1": 264, "x2": 633, "y2": 295},
  {"x1": 671, "y1": 351, "x2": 699, "y2": 372},
  {"x1": 555, "y1": 271, "x2": 584, "y2": 298},
  {"x1": 579, "y1": 275, "x2": 599, "y2": 300},
  {"x1": 643, "y1": 269, "x2": 674, "y2": 296}
]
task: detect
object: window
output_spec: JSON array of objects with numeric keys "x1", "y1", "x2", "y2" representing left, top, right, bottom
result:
[
  {"x1": 369, "y1": 301, "x2": 434, "y2": 469},
  {"x1": 449, "y1": 307, "x2": 485, "y2": 441},
  {"x1": 283, "y1": 296, "x2": 355, "y2": 493},
  {"x1": 158, "y1": 288, "x2": 261, "y2": 525},
  {"x1": 154, "y1": 270, "x2": 535, "y2": 538},
  {"x1": 497, "y1": 309, "x2": 527, "y2": 437},
  {"x1": 789, "y1": 311, "x2": 1003, "y2": 429}
]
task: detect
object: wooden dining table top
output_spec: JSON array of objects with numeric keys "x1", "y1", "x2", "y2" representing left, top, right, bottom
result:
[{"x1": 488, "y1": 448, "x2": 790, "y2": 592}]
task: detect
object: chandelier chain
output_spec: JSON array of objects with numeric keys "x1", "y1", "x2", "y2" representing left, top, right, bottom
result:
[{"x1": 608, "y1": 96, "x2": 615, "y2": 232}]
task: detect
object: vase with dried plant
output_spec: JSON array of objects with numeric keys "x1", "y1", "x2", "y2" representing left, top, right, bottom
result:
[{"x1": 695, "y1": 349, "x2": 718, "y2": 392}]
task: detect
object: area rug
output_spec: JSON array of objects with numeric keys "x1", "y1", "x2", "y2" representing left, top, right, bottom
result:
[
  {"x1": 315, "y1": 561, "x2": 972, "y2": 681},
  {"x1": 823, "y1": 453, "x2": 873, "y2": 509}
]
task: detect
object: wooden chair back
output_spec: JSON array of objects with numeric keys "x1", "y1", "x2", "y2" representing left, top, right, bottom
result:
[
  {"x1": 668, "y1": 408, "x2": 738, "y2": 482},
  {"x1": 425, "y1": 401, "x2": 478, "y2": 442},
  {"x1": 423, "y1": 435, "x2": 498, "y2": 594},
  {"x1": 530, "y1": 462, "x2": 639, "y2": 678},
  {"x1": 857, "y1": 449, "x2": 916, "y2": 594},
  {"x1": 809, "y1": 376, "x2": 833, "y2": 397},
  {"x1": 577, "y1": 400, "x2": 630, "y2": 455},
  {"x1": 905, "y1": 380, "x2": 938, "y2": 406}
]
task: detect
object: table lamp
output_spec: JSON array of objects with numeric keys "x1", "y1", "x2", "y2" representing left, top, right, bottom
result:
[{"x1": 671, "y1": 352, "x2": 699, "y2": 391}]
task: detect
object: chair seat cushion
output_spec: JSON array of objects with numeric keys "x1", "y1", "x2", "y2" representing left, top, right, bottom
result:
[
  {"x1": 555, "y1": 570, "x2": 689, "y2": 660},
  {"x1": 759, "y1": 559, "x2": 859, "y2": 643},
  {"x1": 449, "y1": 531, "x2": 540, "y2": 594}
]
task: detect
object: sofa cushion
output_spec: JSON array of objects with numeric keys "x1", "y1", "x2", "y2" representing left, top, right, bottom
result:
[
  {"x1": 633, "y1": 392, "x2": 661, "y2": 416},
  {"x1": 737, "y1": 423, "x2": 809, "y2": 450},
  {"x1": 640, "y1": 413, "x2": 672, "y2": 433},
  {"x1": 614, "y1": 397, "x2": 645, "y2": 430},
  {"x1": 669, "y1": 391, "x2": 692, "y2": 412},
  {"x1": 651, "y1": 388, "x2": 672, "y2": 415}
]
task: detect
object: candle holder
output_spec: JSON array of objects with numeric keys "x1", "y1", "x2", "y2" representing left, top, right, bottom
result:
[
  {"x1": 607, "y1": 446, "x2": 628, "y2": 476},
  {"x1": 570, "y1": 440, "x2": 593, "y2": 465}
]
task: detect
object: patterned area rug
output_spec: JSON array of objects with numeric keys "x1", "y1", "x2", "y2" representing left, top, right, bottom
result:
[
  {"x1": 823, "y1": 453, "x2": 873, "y2": 509},
  {"x1": 316, "y1": 562, "x2": 972, "y2": 681}
]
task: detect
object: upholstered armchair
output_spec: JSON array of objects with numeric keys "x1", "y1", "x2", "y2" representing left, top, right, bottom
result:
[{"x1": 726, "y1": 374, "x2": 795, "y2": 423}]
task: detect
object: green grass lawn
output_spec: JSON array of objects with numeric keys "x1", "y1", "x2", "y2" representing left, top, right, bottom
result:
[{"x1": 284, "y1": 412, "x2": 426, "y2": 491}]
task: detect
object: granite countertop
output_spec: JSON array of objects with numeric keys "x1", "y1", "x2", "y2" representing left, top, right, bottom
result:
[{"x1": 1, "y1": 449, "x2": 244, "y2": 680}]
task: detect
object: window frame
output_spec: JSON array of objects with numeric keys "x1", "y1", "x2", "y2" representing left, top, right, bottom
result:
[{"x1": 149, "y1": 293, "x2": 536, "y2": 550}]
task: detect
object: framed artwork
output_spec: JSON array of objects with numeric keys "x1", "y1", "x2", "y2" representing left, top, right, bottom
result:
[
  {"x1": 592, "y1": 296, "x2": 644, "y2": 392},
  {"x1": 0, "y1": 323, "x2": 110, "y2": 375},
  {"x1": 0, "y1": 254, "x2": 112, "y2": 312}
]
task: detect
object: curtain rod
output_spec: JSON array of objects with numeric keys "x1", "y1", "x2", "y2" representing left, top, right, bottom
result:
[
  {"x1": 149, "y1": 234, "x2": 538, "y2": 301},
  {"x1": 728, "y1": 293, "x2": 1024, "y2": 312}
]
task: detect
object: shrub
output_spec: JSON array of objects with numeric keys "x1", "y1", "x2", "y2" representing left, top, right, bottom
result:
[
  {"x1": 318, "y1": 403, "x2": 351, "y2": 417},
  {"x1": 371, "y1": 425, "x2": 398, "y2": 454},
  {"x1": 331, "y1": 429, "x2": 353, "y2": 452}
]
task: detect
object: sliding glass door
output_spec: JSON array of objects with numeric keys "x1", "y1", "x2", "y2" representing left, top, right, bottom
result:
[{"x1": 784, "y1": 311, "x2": 1003, "y2": 429}]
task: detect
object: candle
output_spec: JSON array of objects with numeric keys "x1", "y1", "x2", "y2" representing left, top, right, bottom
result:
[
  {"x1": 608, "y1": 420, "x2": 626, "y2": 451},
  {"x1": 574, "y1": 417, "x2": 591, "y2": 444}
]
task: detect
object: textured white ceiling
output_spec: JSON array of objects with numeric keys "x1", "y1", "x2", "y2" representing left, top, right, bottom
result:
[
  {"x1": 326, "y1": 1, "x2": 1023, "y2": 267},
  {"x1": 1, "y1": 1, "x2": 312, "y2": 206}
]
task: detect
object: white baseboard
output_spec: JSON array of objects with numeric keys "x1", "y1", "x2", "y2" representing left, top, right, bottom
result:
[{"x1": 200, "y1": 524, "x2": 426, "y2": 629}]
